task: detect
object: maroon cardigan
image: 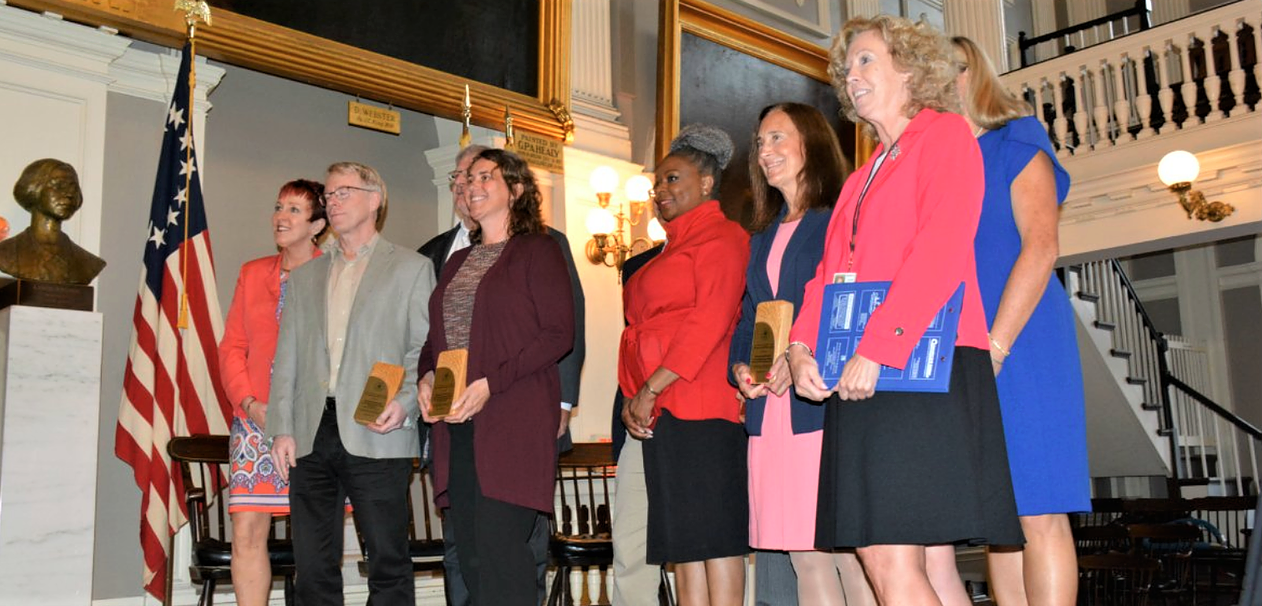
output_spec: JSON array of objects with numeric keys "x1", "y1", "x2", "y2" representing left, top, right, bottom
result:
[{"x1": 419, "y1": 233, "x2": 575, "y2": 513}]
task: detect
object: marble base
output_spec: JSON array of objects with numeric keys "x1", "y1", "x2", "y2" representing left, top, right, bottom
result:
[{"x1": 0, "y1": 306, "x2": 103, "y2": 605}]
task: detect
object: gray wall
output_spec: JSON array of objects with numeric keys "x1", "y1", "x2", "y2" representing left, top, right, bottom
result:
[{"x1": 93, "y1": 59, "x2": 442, "y2": 600}]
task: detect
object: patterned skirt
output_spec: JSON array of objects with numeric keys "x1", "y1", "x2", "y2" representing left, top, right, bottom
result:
[{"x1": 228, "y1": 415, "x2": 290, "y2": 514}]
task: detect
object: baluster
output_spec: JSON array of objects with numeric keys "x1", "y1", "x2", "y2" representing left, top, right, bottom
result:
[
  {"x1": 1255, "y1": 17, "x2": 1262, "y2": 100},
  {"x1": 1074, "y1": 66, "x2": 1092, "y2": 150},
  {"x1": 1204, "y1": 26, "x2": 1225, "y2": 122},
  {"x1": 1041, "y1": 78, "x2": 1056, "y2": 138},
  {"x1": 1112, "y1": 55, "x2": 1134, "y2": 143},
  {"x1": 1135, "y1": 48, "x2": 1156, "y2": 138},
  {"x1": 1052, "y1": 73, "x2": 1071, "y2": 156},
  {"x1": 1226, "y1": 19, "x2": 1247, "y2": 115},
  {"x1": 1094, "y1": 60, "x2": 1114, "y2": 146},
  {"x1": 1180, "y1": 33, "x2": 1200, "y2": 127},
  {"x1": 1158, "y1": 41, "x2": 1177, "y2": 130}
]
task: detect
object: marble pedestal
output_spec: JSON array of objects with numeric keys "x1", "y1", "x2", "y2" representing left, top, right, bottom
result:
[{"x1": 0, "y1": 306, "x2": 103, "y2": 605}]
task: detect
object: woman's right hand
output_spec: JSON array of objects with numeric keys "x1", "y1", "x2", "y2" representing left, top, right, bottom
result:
[
  {"x1": 622, "y1": 388, "x2": 656, "y2": 441},
  {"x1": 243, "y1": 397, "x2": 267, "y2": 430},
  {"x1": 416, "y1": 371, "x2": 436, "y2": 424},
  {"x1": 732, "y1": 363, "x2": 768, "y2": 400},
  {"x1": 787, "y1": 344, "x2": 833, "y2": 401}
]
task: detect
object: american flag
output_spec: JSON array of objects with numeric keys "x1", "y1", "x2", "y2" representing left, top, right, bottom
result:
[{"x1": 115, "y1": 42, "x2": 231, "y2": 601}]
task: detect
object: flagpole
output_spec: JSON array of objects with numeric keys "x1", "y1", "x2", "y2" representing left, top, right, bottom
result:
[{"x1": 175, "y1": 0, "x2": 211, "y2": 329}]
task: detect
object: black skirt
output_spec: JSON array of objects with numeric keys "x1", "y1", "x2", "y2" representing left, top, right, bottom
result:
[
  {"x1": 642, "y1": 410, "x2": 750, "y2": 564},
  {"x1": 815, "y1": 347, "x2": 1024, "y2": 548}
]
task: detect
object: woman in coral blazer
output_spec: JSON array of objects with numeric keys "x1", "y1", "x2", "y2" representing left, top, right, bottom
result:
[{"x1": 218, "y1": 179, "x2": 326, "y2": 606}]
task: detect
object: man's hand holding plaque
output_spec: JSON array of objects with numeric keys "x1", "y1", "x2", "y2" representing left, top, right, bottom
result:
[{"x1": 355, "y1": 362, "x2": 408, "y2": 433}]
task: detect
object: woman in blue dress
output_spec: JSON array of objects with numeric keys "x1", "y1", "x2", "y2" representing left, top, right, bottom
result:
[{"x1": 952, "y1": 36, "x2": 1091, "y2": 606}]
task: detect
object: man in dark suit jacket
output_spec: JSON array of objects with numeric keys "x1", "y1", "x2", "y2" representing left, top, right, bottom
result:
[{"x1": 418, "y1": 144, "x2": 586, "y2": 606}]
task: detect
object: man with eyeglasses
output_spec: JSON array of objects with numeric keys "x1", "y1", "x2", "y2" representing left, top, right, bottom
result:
[
  {"x1": 417, "y1": 144, "x2": 586, "y2": 606},
  {"x1": 267, "y1": 161, "x2": 434, "y2": 606}
]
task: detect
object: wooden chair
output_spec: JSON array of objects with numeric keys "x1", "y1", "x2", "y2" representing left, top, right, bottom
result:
[
  {"x1": 547, "y1": 442, "x2": 616, "y2": 606},
  {"x1": 1073, "y1": 523, "x2": 1131, "y2": 556},
  {"x1": 1078, "y1": 553, "x2": 1160, "y2": 606},
  {"x1": 1127, "y1": 522, "x2": 1203, "y2": 599},
  {"x1": 167, "y1": 435, "x2": 295, "y2": 606},
  {"x1": 354, "y1": 460, "x2": 445, "y2": 576}
]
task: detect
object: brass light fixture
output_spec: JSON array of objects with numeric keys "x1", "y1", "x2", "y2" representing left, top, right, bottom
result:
[
  {"x1": 1158, "y1": 150, "x2": 1234, "y2": 222},
  {"x1": 585, "y1": 167, "x2": 659, "y2": 272}
]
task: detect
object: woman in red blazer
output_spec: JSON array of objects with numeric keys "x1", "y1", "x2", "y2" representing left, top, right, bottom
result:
[
  {"x1": 218, "y1": 179, "x2": 327, "y2": 606},
  {"x1": 786, "y1": 16, "x2": 1021, "y2": 606},
  {"x1": 417, "y1": 149, "x2": 574, "y2": 606},
  {"x1": 620, "y1": 124, "x2": 751, "y2": 605}
]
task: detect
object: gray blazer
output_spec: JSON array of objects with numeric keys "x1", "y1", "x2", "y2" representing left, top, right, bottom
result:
[{"x1": 266, "y1": 237, "x2": 435, "y2": 459}]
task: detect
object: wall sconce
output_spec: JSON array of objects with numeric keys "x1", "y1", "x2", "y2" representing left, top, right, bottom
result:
[
  {"x1": 1158, "y1": 150, "x2": 1234, "y2": 222},
  {"x1": 585, "y1": 168, "x2": 658, "y2": 272}
]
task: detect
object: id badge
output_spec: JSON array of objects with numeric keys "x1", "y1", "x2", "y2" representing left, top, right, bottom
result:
[{"x1": 832, "y1": 272, "x2": 857, "y2": 284}]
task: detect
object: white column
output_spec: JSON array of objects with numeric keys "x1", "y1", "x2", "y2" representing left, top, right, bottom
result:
[
  {"x1": 1029, "y1": 0, "x2": 1059, "y2": 63},
  {"x1": 1067, "y1": 0, "x2": 1108, "y2": 27},
  {"x1": 570, "y1": 0, "x2": 620, "y2": 123},
  {"x1": 845, "y1": 0, "x2": 881, "y2": 19},
  {"x1": 0, "y1": 306, "x2": 104, "y2": 606},
  {"x1": 1152, "y1": 0, "x2": 1191, "y2": 27},
  {"x1": 944, "y1": 0, "x2": 1008, "y2": 72}
]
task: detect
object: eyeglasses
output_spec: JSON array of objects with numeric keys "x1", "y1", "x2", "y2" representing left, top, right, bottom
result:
[
  {"x1": 447, "y1": 170, "x2": 467, "y2": 185},
  {"x1": 321, "y1": 185, "x2": 378, "y2": 203}
]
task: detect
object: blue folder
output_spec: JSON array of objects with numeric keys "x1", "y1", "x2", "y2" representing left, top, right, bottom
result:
[{"x1": 815, "y1": 281, "x2": 965, "y2": 393}]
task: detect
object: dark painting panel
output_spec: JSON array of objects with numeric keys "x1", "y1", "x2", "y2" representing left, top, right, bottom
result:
[
  {"x1": 678, "y1": 33, "x2": 854, "y2": 227},
  {"x1": 209, "y1": 0, "x2": 539, "y2": 98}
]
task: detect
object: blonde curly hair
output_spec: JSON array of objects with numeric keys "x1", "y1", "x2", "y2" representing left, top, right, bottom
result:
[{"x1": 827, "y1": 15, "x2": 959, "y2": 140}]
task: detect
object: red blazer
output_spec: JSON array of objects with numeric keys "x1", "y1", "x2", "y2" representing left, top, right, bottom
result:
[
  {"x1": 419, "y1": 233, "x2": 574, "y2": 513},
  {"x1": 219, "y1": 252, "x2": 321, "y2": 416},
  {"x1": 618, "y1": 200, "x2": 749, "y2": 423},
  {"x1": 791, "y1": 109, "x2": 989, "y2": 368}
]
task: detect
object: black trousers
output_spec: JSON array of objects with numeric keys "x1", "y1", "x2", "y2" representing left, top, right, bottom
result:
[
  {"x1": 290, "y1": 401, "x2": 413, "y2": 606},
  {"x1": 447, "y1": 422, "x2": 540, "y2": 606}
]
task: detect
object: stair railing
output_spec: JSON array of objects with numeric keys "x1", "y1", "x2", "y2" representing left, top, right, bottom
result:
[
  {"x1": 1016, "y1": 0, "x2": 1151, "y2": 69},
  {"x1": 1073, "y1": 259, "x2": 1260, "y2": 497}
]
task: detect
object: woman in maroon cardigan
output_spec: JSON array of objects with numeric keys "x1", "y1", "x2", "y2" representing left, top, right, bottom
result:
[
  {"x1": 620, "y1": 124, "x2": 750, "y2": 605},
  {"x1": 417, "y1": 149, "x2": 574, "y2": 606}
]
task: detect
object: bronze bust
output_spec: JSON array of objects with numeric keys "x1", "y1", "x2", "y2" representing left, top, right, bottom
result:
[{"x1": 0, "y1": 159, "x2": 106, "y2": 284}]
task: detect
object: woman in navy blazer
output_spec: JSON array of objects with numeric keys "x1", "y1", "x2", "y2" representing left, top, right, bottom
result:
[{"x1": 729, "y1": 103, "x2": 873, "y2": 604}]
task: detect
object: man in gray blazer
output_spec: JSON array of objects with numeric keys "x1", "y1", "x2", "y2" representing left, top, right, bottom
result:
[{"x1": 268, "y1": 161, "x2": 434, "y2": 606}]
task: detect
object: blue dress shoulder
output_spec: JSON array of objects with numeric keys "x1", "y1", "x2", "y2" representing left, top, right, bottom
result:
[{"x1": 974, "y1": 116, "x2": 1091, "y2": 516}]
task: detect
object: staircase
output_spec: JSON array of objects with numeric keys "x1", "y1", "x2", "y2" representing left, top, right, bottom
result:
[{"x1": 1064, "y1": 260, "x2": 1262, "y2": 499}]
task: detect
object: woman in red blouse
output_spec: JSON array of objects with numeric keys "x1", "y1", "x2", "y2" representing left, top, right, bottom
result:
[
  {"x1": 619, "y1": 125, "x2": 751, "y2": 605},
  {"x1": 785, "y1": 16, "x2": 1022, "y2": 606},
  {"x1": 218, "y1": 179, "x2": 326, "y2": 606}
]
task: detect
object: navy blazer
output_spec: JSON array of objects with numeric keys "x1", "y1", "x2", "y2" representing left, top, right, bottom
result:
[{"x1": 728, "y1": 206, "x2": 831, "y2": 435}]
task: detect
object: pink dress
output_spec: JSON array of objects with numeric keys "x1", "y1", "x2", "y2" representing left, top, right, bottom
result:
[{"x1": 748, "y1": 219, "x2": 824, "y2": 550}]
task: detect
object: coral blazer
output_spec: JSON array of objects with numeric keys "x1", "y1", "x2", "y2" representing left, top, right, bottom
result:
[
  {"x1": 790, "y1": 109, "x2": 990, "y2": 367},
  {"x1": 619, "y1": 200, "x2": 749, "y2": 423},
  {"x1": 218, "y1": 251, "x2": 319, "y2": 416}
]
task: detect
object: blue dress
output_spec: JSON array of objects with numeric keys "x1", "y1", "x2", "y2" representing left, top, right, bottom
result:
[{"x1": 974, "y1": 116, "x2": 1091, "y2": 516}]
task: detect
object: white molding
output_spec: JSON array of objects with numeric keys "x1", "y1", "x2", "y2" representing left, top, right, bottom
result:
[
  {"x1": 0, "y1": 4, "x2": 129, "y2": 83},
  {"x1": 733, "y1": 0, "x2": 831, "y2": 38},
  {"x1": 1219, "y1": 261, "x2": 1261, "y2": 290},
  {"x1": 108, "y1": 46, "x2": 225, "y2": 107}
]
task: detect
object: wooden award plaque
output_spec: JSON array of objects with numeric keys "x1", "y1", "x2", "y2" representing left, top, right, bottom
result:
[
  {"x1": 353, "y1": 362, "x2": 406, "y2": 425},
  {"x1": 430, "y1": 349, "x2": 468, "y2": 419},
  {"x1": 750, "y1": 300, "x2": 793, "y2": 383}
]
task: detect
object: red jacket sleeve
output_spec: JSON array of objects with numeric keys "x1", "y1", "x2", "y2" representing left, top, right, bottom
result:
[
  {"x1": 218, "y1": 267, "x2": 255, "y2": 409},
  {"x1": 660, "y1": 227, "x2": 749, "y2": 382}
]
